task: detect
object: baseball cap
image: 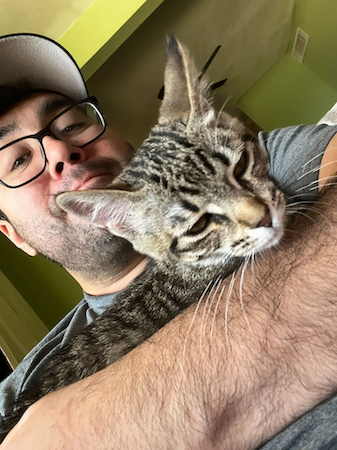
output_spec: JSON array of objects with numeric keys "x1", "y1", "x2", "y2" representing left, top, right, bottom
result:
[{"x1": 0, "y1": 33, "x2": 88, "y2": 102}]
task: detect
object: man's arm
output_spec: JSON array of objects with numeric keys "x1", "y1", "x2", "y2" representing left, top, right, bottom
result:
[
  {"x1": 2, "y1": 183, "x2": 337, "y2": 450},
  {"x1": 319, "y1": 131, "x2": 337, "y2": 191}
]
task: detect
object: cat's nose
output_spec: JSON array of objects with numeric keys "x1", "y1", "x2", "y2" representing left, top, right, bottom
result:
[{"x1": 257, "y1": 208, "x2": 272, "y2": 228}]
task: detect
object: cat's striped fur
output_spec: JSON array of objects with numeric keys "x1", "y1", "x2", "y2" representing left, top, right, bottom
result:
[{"x1": 2, "y1": 36, "x2": 285, "y2": 436}]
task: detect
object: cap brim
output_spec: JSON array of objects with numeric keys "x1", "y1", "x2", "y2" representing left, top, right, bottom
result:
[{"x1": 0, "y1": 33, "x2": 88, "y2": 102}]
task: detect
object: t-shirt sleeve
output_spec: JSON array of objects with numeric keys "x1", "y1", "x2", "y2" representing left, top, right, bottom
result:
[{"x1": 258, "y1": 124, "x2": 337, "y2": 203}]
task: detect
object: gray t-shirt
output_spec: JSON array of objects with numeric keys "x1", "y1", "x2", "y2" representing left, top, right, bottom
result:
[{"x1": 1, "y1": 124, "x2": 337, "y2": 446}]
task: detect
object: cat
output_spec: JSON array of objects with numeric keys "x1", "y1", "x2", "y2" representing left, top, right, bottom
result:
[{"x1": 1, "y1": 36, "x2": 285, "y2": 436}]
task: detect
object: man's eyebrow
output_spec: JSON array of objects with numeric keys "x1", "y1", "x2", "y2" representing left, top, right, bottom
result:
[
  {"x1": 0, "y1": 97, "x2": 74, "y2": 142},
  {"x1": 0, "y1": 123, "x2": 18, "y2": 140},
  {"x1": 37, "y1": 97, "x2": 74, "y2": 120}
]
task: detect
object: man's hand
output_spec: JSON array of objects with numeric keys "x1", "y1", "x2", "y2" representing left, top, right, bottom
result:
[{"x1": 2, "y1": 185, "x2": 337, "y2": 450}]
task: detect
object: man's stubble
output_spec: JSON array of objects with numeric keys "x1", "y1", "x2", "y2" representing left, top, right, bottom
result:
[
  {"x1": 12, "y1": 214, "x2": 137, "y2": 285},
  {"x1": 10, "y1": 156, "x2": 139, "y2": 285}
]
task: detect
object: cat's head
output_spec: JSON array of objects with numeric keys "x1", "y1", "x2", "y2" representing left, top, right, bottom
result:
[{"x1": 57, "y1": 36, "x2": 285, "y2": 264}]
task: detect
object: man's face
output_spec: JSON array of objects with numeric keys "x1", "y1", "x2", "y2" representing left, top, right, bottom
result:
[{"x1": 0, "y1": 92, "x2": 137, "y2": 283}]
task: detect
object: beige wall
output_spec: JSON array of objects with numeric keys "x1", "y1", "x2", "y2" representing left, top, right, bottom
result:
[
  {"x1": 87, "y1": 0, "x2": 295, "y2": 148},
  {"x1": 0, "y1": 0, "x2": 94, "y2": 39}
]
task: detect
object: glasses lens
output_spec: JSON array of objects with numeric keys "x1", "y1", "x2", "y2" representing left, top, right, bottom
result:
[
  {"x1": 0, "y1": 138, "x2": 45, "y2": 188},
  {"x1": 51, "y1": 102, "x2": 105, "y2": 147}
]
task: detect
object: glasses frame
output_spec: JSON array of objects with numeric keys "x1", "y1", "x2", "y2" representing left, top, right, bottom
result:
[{"x1": 0, "y1": 96, "x2": 107, "y2": 189}]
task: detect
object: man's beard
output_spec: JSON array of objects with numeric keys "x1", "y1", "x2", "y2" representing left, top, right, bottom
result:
[
  {"x1": 12, "y1": 216, "x2": 137, "y2": 285},
  {"x1": 10, "y1": 155, "x2": 140, "y2": 285}
]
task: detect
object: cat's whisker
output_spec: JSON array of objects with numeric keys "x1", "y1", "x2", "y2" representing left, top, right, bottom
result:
[
  {"x1": 285, "y1": 194, "x2": 321, "y2": 203},
  {"x1": 278, "y1": 165, "x2": 321, "y2": 193},
  {"x1": 291, "y1": 210, "x2": 316, "y2": 224},
  {"x1": 301, "y1": 148, "x2": 330, "y2": 169},
  {"x1": 294, "y1": 205, "x2": 333, "y2": 227},
  {"x1": 249, "y1": 254, "x2": 257, "y2": 283},
  {"x1": 239, "y1": 259, "x2": 250, "y2": 328},
  {"x1": 293, "y1": 175, "x2": 334, "y2": 193},
  {"x1": 311, "y1": 180, "x2": 337, "y2": 191},
  {"x1": 209, "y1": 279, "x2": 228, "y2": 340},
  {"x1": 275, "y1": 147, "x2": 337, "y2": 189},
  {"x1": 205, "y1": 275, "x2": 224, "y2": 323},
  {"x1": 182, "y1": 279, "x2": 214, "y2": 362},
  {"x1": 223, "y1": 116, "x2": 235, "y2": 151},
  {"x1": 199, "y1": 97, "x2": 213, "y2": 146},
  {"x1": 292, "y1": 159, "x2": 337, "y2": 183},
  {"x1": 283, "y1": 228, "x2": 298, "y2": 235},
  {"x1": 200, "y1": 275, "x2": 222, "y2": 348},
  {"x1": 214, "y1": 96, "x2": 231, "y2": 148},
  {"x1": 286, "y1": 199, "x2": 329, "y2": 207},
  {"x1": 259, "y1": 128, "x2": 304, "y2": 147},
  {"x1": 224, "y1": 272, "x2": 237, "y2": 345}
]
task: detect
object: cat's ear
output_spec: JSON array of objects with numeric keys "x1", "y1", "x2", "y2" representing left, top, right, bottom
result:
[
  {"x1": 159, "y1": 35, "x2": 212, "y2": 124},
  {"x1": 56, "y1": 189, "x2": 145, "y2": 241}
]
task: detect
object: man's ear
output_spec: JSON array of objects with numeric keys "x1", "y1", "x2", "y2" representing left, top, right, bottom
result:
[{"x1": 0, "y1": 221, "x2": 37, "y2": 256}]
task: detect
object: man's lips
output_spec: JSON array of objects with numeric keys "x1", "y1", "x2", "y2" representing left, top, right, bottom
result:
[{"x1": 77, "y1": 173, "x2": 115, "y2": 191}]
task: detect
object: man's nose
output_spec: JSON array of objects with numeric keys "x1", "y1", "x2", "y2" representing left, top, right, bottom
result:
[{"x1": 43, "y1": 136, "x2": 86, "y2": 179}]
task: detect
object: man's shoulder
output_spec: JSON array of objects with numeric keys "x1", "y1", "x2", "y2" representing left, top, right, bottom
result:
[
  {"x1": 259, "y1": 124, "x2": 337, "y2": 158},
  {"x1": 258, "y1": 124, "x2": 337, "y2": 201}
]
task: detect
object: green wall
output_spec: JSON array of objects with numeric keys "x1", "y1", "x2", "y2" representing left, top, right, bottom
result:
[
  {"x1": 238, "y1": 0, "x2": 337, "y2": 130},
  {"x1": 238, "y1": 53, "x2": 337, "y2": 130},
  {"x1": 291, "y1": 0, "x2": 337, "y2": 92},
  {"x1": 0, "y1": 234, "x2": 82, "y2": 329}
]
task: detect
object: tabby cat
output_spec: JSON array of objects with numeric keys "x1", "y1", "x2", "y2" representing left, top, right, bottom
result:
[{"x1": 2, "y1": 36, "x2": 285, "y2": 435}]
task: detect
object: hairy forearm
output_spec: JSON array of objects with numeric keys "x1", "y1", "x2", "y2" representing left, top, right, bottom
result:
[{"x1": 5, "y1": 187, "x2": 337, "y2": 450}]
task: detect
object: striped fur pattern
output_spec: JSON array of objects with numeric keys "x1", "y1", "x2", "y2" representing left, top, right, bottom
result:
[{"x1": 2, "y1": 37, "x2": 285, "y2": 436}]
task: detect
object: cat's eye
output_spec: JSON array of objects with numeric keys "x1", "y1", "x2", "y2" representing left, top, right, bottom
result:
[
  {"x1": 233, "y1": 150, "x2": 249, "y2": 178},
  {"x1": 188, "y1": 213, "x2": 212, "y2": 235}
]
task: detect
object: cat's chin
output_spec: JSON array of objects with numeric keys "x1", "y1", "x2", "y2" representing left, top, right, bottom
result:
[
  {"x1": 232, "y1": 224, "x2": 285, "y2": 258},
  {"x1": 254, "y1": 226, "x2": 284, "y2": 254}
]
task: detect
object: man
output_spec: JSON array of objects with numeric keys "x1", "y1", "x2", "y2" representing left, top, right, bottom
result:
[{"x1": 1, "y1": 32, "x2": 337, "y2": 449}]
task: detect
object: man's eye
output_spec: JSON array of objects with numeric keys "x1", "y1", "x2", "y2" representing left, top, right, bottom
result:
[
  {"x1": 187, "y1": 213, "x2": 212, "y2": 235},
  {"x1": 61, "y1": 122, "x2": 86, "y2": 134},
  {"x1": 233, "y1": 150, "x2": 249, "y2": 178},
  {"x1": 11, "y1": 153, "x2": 31, "y2": 171}
]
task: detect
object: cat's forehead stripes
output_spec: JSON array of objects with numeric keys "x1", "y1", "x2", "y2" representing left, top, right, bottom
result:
[
  {"x1": 123, "y1": 123, "x2": 225, "y2": 192},
  {"x1": 149, "y1": 129, "x2": 194, "y2": 149},
  {"x1": 211, "y1": 152, "x2": 230, "y2": 166},
  {"x1": 194, "y1": 148, "x2": 216, "y2": 175},
  {"x1": 121, "y1": 118, "x2": 265, "y2": 203},
  {"x1": 178, "y1": 199, "x2": 199, "y2": 212}
]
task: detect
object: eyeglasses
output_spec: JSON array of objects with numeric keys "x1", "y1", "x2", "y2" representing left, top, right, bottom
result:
[{"x1": 0, "y1": 96, "x2": 106, "y2": 189}]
